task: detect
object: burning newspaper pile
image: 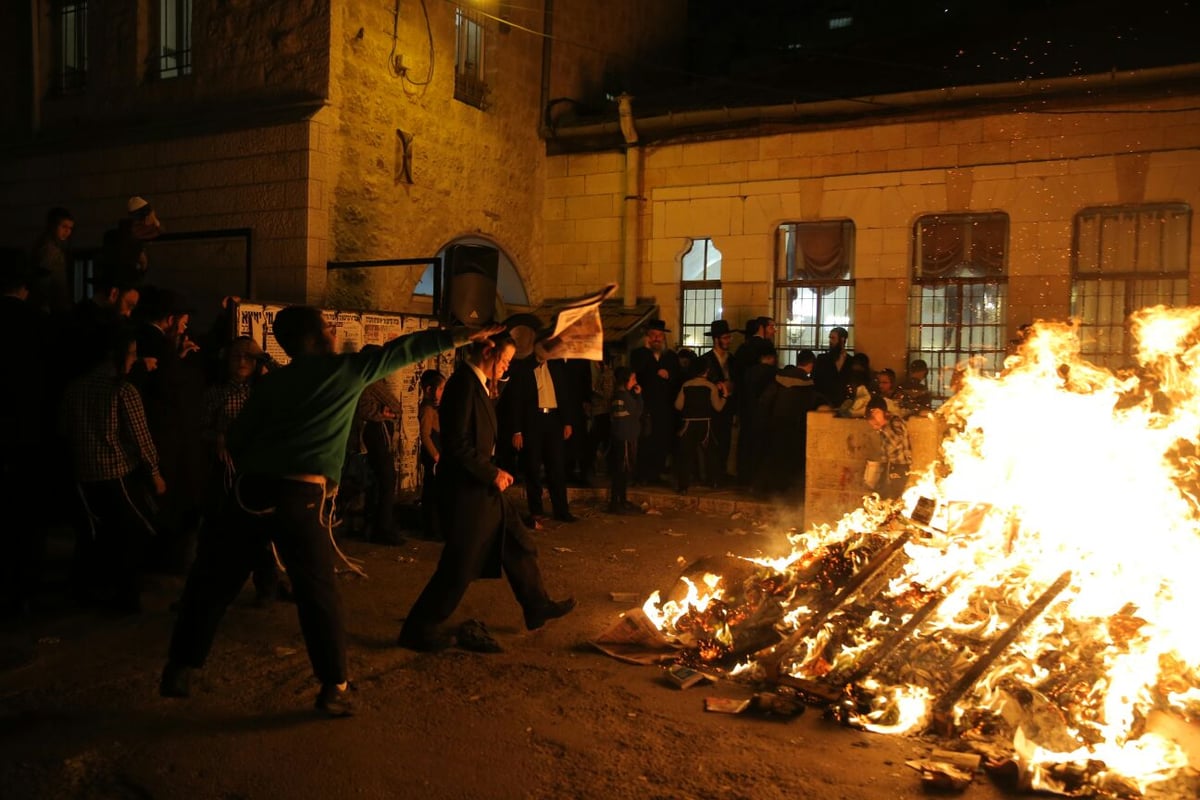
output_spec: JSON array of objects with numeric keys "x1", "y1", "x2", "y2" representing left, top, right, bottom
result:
[{"x1": 633, "y1": 308, "x2": 1200, "y2": 797}]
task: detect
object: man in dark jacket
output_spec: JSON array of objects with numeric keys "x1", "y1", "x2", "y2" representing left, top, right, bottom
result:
[
  {"x1": 506, "y1": 340, "x2": 579, "y2": 523},
  {"x1": 399, "y1": 336, "x2": 574, "y2": 653},
  {"x1": 630, "y1": 320, "x2": 680, "y2": 484},
  {"x1": 161, "y1": 307, "x2": 495, "y2": 717},
  {"x1": 698, "y1": 319, "x2": 736, "y2": 486},
  {"x1": 813, "y1": 326, "x2": 852, "y2": 404}
]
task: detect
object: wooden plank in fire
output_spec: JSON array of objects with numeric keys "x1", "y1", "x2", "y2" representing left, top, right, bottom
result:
[
  {"x1": 760, "y1": 529, "x2": 914, "y2": 682},
  {"x1": 841, "y1": 572, "x2": 962, "y2": 687},
  {"x1": 929, "y1": 570, "x2": 1073, "y2": 735}
]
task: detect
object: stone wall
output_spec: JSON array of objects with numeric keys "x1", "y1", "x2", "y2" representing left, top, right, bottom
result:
[
  {"x1": 541, "y1": 90, "x2": 1200, "y2": 373},
  {"x1": 0, "y1": 121, "x2": 318, "y2": 312},
  {"x1": 27, "y1": 0, "x2": 330, "y2": 133},
  {"x1": 803, "y1": 411, "x2": 944, "y2": 528}
]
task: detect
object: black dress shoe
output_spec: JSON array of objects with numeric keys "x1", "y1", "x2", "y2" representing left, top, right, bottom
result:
[
  {"x1": 553, "y1": 512, "x2": 578, "y2": 523},
  {"x1": 397, "y1": 626, "x2": 456, "y2": 652},
  {"x1": 524, "y1": 597, "x2": 577, "y2": 631},
  {"x1": 456, "y1": 619, "x2": 502, "y2": 653},
  {"x1": 159, "y1": 662, "x2": 193, "y2": 698},
  {"x1": 315, "y1": 683, "x2": 355, "y2": 717}
]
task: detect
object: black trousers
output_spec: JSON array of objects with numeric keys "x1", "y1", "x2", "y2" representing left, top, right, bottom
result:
[
  {"x1": 168, "y1": 477, "x2": 347, "y2": 686},
  {"x1": 521, "y1": 408, "x2": 570, "y2": 517},
  {"x1": 635, "y1": 407, "x2": 673, "y2": 483},
  {"x1": 362, "y1": 421, "x2": 396, "y2": 535},
  {"x1": 710, "y1": 409, "x2": 733, "y2": 481},
  {"x1": 78, "y1": 477, "x2": 155, "y2": 609},
  {"x1": 675, "y1": 419, "x2": 719, "y2": 491},
  {"x1": 419, "y1": 457, "x2": 441, "y2": 540},
  {"x1": 401, "y1": 517, "x2": 549, "y2": 636},
  {"x1": 607, "y1": 439, "x2": 632, "y2": 505}
]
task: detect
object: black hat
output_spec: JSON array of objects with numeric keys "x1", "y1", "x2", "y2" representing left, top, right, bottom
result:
[
  {"x1": 706, "y1": 319, "x2": 732, "y2": 337},
  {"x1": 645, "y1": 319, "x2": 670, "y2": 333}
]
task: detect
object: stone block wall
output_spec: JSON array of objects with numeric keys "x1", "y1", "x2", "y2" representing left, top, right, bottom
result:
[
  {"x1": 542, "y1": 90, "x2": 1200, "y2": 375},
  {"x1": 803, "y1": 411, "x2": 944, "y2": 528},
  {"x1": 0, "y1": 120, "x2": 318, "y2": 313}
]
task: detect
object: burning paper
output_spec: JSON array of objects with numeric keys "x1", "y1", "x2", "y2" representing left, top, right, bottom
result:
[{"x1": 630, "y1": 308, "x2": 1200, "y2": 796}]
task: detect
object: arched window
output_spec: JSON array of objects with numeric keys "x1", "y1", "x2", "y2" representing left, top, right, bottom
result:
[
  {"x1": 774, "y1": 220, "x2": 855, "y2": 364},
  {"x1": 679, "y1": 238, "x2": 722, "y2": 349},
  {"x1": 1070, "y1": 203, "x2": 1191, "y2": 370},
  {"x1": 413, "y1": 237, "x2": 529, "y2": 307},
  {"x1": 908, "y1": 212, "x2": 1008, "y2": 401}
]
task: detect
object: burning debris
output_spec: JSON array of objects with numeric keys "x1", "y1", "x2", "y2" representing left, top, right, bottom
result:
[{"x1": 618, "y1": 309, "x2": 1200, "y2": 798}]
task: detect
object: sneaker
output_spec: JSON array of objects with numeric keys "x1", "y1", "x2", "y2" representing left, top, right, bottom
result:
[
  {"x1": 159, "y1": 662, "x2": 193, "y2": 698},
  {"x1": 315, "y1": 683, "x2": 355, "y2": 718},
  {"x1": 524, "y1": 597, "x2": 577, "y2": 631}
]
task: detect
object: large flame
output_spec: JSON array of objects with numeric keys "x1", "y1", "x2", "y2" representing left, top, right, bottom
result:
[{"x1": 642, "y1": 307, "x2": 1200, "y2": 795}]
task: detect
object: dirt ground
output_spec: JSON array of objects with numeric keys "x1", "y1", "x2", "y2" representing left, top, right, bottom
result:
[{"x1": 0, "y1": 491, "x2": 1021, "y2": 800}]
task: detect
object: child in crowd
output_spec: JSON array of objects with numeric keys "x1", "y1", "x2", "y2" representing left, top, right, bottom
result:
[
  {"x1": 418, "y1": 369, "x2": 445, "y2": 539},
  {"x1": 674, "y1": 358, "x2": 726, "y2": 492},
  {"x1": 865, "y1": 395, "x2": 911, "y2": 501},
  {"x1": 607, "y1": 366, "x2": 642, "y2": 514}
]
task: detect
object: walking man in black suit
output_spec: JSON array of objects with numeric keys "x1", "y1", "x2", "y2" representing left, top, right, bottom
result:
[{"x1": 399, "y1": 335, "x2": 575, "y2": 653}]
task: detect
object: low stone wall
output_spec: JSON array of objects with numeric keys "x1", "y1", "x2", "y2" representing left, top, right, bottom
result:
[{"x1": 803, "y1": 411, "x2": 944, "y2": 529}]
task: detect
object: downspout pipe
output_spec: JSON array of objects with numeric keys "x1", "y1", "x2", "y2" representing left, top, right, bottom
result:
[
  {"x1": 30, "y1": 0, "x2": 41, "y2": 135},
  {"x1": 617, "y1": 93, "x2": 639, "y2": 309}
]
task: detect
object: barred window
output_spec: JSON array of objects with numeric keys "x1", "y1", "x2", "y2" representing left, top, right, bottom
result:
[
  {"x1": 454, "y1": 6, "x2": 487, "y2": 109},
  {"x1": 680, "y1": 238, "x2": 722, "y2": 351},
  {"x1": 56, "y1": 1, "x2": 88, "y2": 93},
  {"x1": 909, "y1": 213, "x2": 1009, "y2": 402},
  {"x1": 774, "y1": 220, "x2": 855, "y2": 365},
  {"x1": 1070, "y1": 204, "x2": 1191, "y2": 370},
  {"x1": 159, "y1": 0, "x2": 192, "y2": 79}
]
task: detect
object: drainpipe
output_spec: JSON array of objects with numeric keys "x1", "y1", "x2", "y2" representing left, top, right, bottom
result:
[
  {"x1": 30, "y1": 0, "x2": 41, "y2": 135},
  {"x1": 617, "y1": 93, "x2": 639, "y2": 309}
]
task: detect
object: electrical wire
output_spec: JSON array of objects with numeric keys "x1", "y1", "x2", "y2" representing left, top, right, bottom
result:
[{"x1": 391, "y1": 0, "x2": 436, "y2": 88}]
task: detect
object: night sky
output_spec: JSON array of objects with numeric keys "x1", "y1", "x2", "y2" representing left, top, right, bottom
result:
[{"x1": 616, "y1": 0, "x2": 1200, "y2": 115}]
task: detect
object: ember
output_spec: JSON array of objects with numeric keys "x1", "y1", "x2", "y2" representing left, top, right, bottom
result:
[{"x1": 639, "y1": 309, "x2": 1200, "y2": 797}]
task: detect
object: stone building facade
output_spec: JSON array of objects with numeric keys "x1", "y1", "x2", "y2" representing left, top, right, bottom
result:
[
  {"x1": 542, "y1": 67, "x2": 1200, "y2": 394},
  {"x1": 0, "y1": 0, "x2": 684, "y2": 322}
]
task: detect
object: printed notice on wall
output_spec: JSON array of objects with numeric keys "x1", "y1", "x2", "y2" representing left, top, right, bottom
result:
[{"x1": 233, "y1": 301, "x2": 454, "y2": 494}]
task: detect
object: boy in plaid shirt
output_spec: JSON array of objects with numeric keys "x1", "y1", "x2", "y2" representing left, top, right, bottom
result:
[
  {"x1": 60, "y1": 324, "x2": 164, "y2": 612},
  {"x1": 865, "y1": 395, "x2": 911, "y2": 500}
]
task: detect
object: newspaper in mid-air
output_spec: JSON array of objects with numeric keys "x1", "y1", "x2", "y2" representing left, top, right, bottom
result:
[{"x1": 505, "y1": 283, "x2": 617, "y2": 362}]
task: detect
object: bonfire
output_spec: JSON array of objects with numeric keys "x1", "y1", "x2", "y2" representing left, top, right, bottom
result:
[{"x1": 641, "y1": 308, "x2": 1200, "y2": 798}]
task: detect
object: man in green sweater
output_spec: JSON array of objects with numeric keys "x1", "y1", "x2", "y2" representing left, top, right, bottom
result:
[{"x1": 160, "y1": 305, "x2": 500, "y2": 717}]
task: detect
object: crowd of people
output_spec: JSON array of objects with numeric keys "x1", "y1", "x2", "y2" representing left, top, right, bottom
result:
[{"x1": 0, "y1": 198, "x2": 932, "y2": 718}]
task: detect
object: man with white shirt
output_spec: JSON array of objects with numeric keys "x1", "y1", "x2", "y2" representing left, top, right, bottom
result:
[{"x1": 506, "y1": 338, "x2": 578, "y2": 523}]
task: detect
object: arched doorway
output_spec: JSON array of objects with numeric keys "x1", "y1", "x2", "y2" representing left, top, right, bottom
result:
[{"x1": 412, "y1": 237, "x2": 530, "y2": 318}]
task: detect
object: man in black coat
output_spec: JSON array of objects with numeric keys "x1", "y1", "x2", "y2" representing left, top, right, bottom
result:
[
  {"x1": 506, "y1": 340, "x2": 579, "y2": 523},
  {"x1": 399, "y1": 337, "x2": 574, "y2": 652},
  {"x1": 630, "y1": 319, "x2": 681, "y2": 484},
  {"x1": 698, "y1": 319, "x2": 737, "y2": 486},
  {"x1": 813, "y1": 325, "x2": 852, "y2": 405}
]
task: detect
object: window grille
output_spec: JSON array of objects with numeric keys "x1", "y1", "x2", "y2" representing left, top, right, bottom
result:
[
  {"x1": 159, "y1": 0, "x2": 192, "y2": 79},
  {"x1": 908, "y1": 213, "x2": 1009, "y2": 402},
  {"x1": 454, "y1": 6, "x2": 487, "y2": 109},
  {"x1": 679, "y1": 238, "x2": 722, "y2": 351},
  {"x1": 774, "y1": 220, "x2": 855, "y2": 365},
  {"x1": 1070, "y1": 204, "x2": 1191, "y2": 370},
  {"x1": 56, "y1": 1, "x2": 88, "y2": 93}
]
